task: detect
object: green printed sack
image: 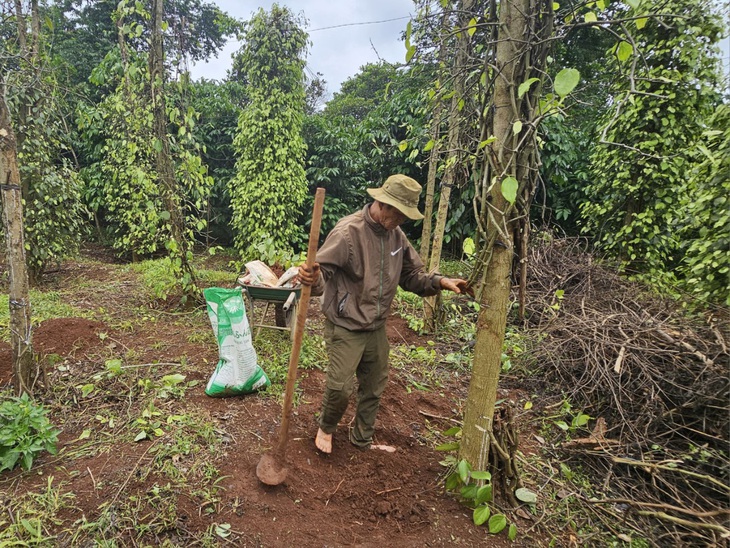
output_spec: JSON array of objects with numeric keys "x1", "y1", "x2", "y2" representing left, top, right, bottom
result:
[{"x1": 203, "y1": 287, "x2": 270, "y2": 396}]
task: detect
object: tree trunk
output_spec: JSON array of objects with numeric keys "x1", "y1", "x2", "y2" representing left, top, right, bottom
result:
[
  {"x1": 14, "y1": 0, "x2": 27, "y2": 53},
  {"x1": 419, "y1": 101, "x2": 441, "y2": 264},
  {"x1": 14, "y1": 0, "x2": 28, "y2": 197},
  {"x1": 461, "y1": 236, "x2": 513, "y2": 470},
  {"x1": 424, "y1": 0, "x2": 474, "y2": 332},
  {"x1": 149, "y1": 0, "x2": 198, "y2": 300},
  {"x1": 419, "y1": 10, "x2": 450, "y2": 264},
  {"x1": 460, "y1": 0, "x2": 529, "y2": 469},
  {"x1": 0, "y1": 82, "x2": 34, "y2": 395},
  {"x1": 30, "y1": 0, "x2": 40, "y2": 60}
]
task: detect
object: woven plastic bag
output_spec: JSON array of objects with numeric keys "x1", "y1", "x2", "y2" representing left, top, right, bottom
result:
[{"x1": 203, "y1": 287, "x2": 270, "y2": 396}]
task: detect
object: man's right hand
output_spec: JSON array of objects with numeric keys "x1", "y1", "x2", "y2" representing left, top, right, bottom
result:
[{"x1": 298, "y1": 262, "x2": 320, "y2": 286}]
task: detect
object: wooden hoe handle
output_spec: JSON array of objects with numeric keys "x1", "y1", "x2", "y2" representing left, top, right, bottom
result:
[{"x1": 275, "y1": 188, "x2": 325, "y2": 457}]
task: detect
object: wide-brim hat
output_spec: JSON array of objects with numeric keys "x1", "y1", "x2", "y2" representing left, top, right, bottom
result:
[{"x1": 366, "y1": 174, "x2": 424, "y2": 220}]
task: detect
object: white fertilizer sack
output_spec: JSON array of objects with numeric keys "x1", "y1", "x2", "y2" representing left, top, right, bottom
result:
[{"x1": 203, "y1": 287, "x2": 270, "y2": 396}]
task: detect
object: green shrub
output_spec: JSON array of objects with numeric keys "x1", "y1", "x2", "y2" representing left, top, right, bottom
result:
[{"x1": 0, "y1": 393, "x2": 59, "y2": 472}]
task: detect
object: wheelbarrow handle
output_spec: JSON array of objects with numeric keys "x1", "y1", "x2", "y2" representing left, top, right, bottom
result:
[{"x1": 282, "y1": 290, "x2": 297, "y2": 312}]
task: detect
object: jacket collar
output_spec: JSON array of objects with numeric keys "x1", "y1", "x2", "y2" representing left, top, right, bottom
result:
[{"x1": 362, "y1": 204, "x2": 387, "y2": 235}]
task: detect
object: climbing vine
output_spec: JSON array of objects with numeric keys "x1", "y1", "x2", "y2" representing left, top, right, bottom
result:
[
  {"x1": 77, "y1": 2, "x2": 211, "y2": 265},
  {"x1": 580, "y1": 0, "x2": 724, "y2": 289},
  {"x1": 679, "y1": 104, "x2": 730, "y2": 306},
  {"x1": 229, "y1": 5, "x2": 308, "y2": 259}
]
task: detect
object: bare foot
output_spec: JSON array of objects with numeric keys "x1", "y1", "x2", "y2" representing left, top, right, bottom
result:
[
  {"x1": 315, "y1": 428, "x2": 332, "y2": 454},
  {"x1": 370, "y1": 444, "x2": 396, "y2": 453}
]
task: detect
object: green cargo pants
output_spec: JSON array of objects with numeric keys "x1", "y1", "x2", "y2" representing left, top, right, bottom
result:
[{"x1": 318, "y1": 319, "x2": 390, "y2": 448}]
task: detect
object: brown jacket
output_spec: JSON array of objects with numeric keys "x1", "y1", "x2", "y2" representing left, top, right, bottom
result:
[{"x1": 312, "y1": 204, "x2": 442, "y2": 331}]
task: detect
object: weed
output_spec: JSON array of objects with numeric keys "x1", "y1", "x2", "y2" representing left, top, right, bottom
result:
[
  {"x1": 0, "y1": 391, "x2": 60, "y2": 472},
  {"x1": 133, "y1": 402, "x2": 165, "y2": 441},
  {"x1": 544, "y1": 399, "x2": 592, "y2": 435},
  {"x1": 127, "y1": 258, "x2": 180, "y2": 300},
  {"x1": 196, "y1": 267, "x2": 238, "y2": 285},
  {"x1": 28, "y1": 476, "x2": 76, "y2": 520},
  {"x1": 252, "y1": 330, "x2": 326, "y2": 399},
  {"x1": 0, "y1": 476, "x2": 76, "y2": 545},
  {"x1": 186, "y1": 331, "x2": 210, "y2": 344}
]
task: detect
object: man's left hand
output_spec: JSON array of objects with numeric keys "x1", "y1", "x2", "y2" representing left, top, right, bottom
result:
[{"x1": 440, "y1": 277, "x2": 473, "y2": 296}]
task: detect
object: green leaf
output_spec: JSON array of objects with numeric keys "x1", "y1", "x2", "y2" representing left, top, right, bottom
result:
[
  {"x1": 513, "y1": 121, "x2": 523, "y2": 135},
  {"x1": 478, "y1": 136, "x2": 497, "y2": 148},
  {"x1": 462, "y1": 238, "x2": 475, "y2": 257},
  {"x1": 471, "y1": 470, "x2": 491, "y2": 481},
  {"x1": 406, "y1": 44, "x2": 417, "y2": 63},
  {"x1": 435, "y1": 442, "x2": 460, "y2": 451},
  {"x1": 475, "y1": 484, "x2": 493, "y2": 504},
  {"x1": 467, "y1": 17, "x2": 477, "y2": 36},
  {"x1": 461, "y1": 483, "x2": 478, "y2": 500},
  {"x1": 162, "y1": 374, "x2": 185, "y2": 386},
  {"x1": 508, "y1": 523, "x2": 518, "y2": 540},
  {"x1": 515, "y1": 487, "x2": 537, "y2": 503},
  {"x1": 473, "y1": 505, "x2": 491, "y2": 526},
  {"x1": 518, "y1": 77, "x2": 540, "y2": 98},
  {"x1": 584, "y1": 11, "x2": 597, "y2": 22},
  {"x1": 488, "y1": 514, "x2": 507, "y2": 534},
  {"x1": 501, "y1": 176, "x2": 519, "y2": 204},
  {"x1": 624, "y1": 0, "x2": 639, "y2": 8},
  {"x1": 445, "y1": 472, "x2": 460, "y2": 490},
  {"x1": 79, "y1": 429, "x2": 91, "y2": 440},
  {"x1": 616, "y1": 41, "x2": 633, "y2": 61},
  {"x1": 215, "y1": 523, "x2": 231, "y2": 538},
  {"x1": 423, "y1": 139, "x2": 435, "y2": 152},
  {"x1": 134, "y1": 431, "x2": 148, "y2": 442},
  {"x1": 398, "y1": 140, "x2": 409, "y2": 152},
  {"x1": 554, "y1": 420, "x2": 569, "y2": 430},
  {"x1": 554, "y1": 68, "x2": 580, "y2": 97},
  {"x1": 21, "y1": 518, "x2": 40, "y2": 537},
  {"x1": 572, "y1": 413, "x2": 591, "y2": 427},
  {"x1": 443, "y1": 426, "x2": 462, "y2": 436},
  {"x1": 552, "y1": 2, "x2": 560, "y2": 10},
  {"x1": 635, "y1": 16, "x2": 648, "y2": 29},
  {"x1": 457, "y1": 459, "x2": 470, "y2": 483}
]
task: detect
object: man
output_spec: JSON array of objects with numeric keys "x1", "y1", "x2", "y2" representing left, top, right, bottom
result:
[{"x1": 298, "y1": 174, "x2": 469, "y2": 454}]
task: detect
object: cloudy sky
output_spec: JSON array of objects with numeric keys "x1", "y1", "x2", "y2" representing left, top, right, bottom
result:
[{"x1": 189, "y1": 1, "x2": 415, "y2": 97}]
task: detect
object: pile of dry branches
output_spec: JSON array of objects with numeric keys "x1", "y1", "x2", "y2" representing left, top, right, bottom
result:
[{"x1": 523, "y1": 237, "x2": 729, "y2": 545}]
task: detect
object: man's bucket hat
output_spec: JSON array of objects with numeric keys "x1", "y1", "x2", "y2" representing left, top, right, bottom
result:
[{"x1": 367, "y1": 174, "x2": 424, "y2": 220}]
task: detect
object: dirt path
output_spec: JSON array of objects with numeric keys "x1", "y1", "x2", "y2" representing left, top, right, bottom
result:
[{"x1": 0, "y1": 251, "x2": 539, "y2": 547}]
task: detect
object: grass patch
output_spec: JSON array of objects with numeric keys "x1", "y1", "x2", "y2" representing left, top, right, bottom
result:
[
  {"x1": 253, "y1": 329, "x2": 327, "y2": 400},
  {"x1": 0, "y1": 290, "x2": 90, "y2": 342},
  {"x1": 127, "y1": 257, "x2": 239, "y2": 301}
]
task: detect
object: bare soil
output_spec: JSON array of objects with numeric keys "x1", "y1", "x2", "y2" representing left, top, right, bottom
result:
[{"x1": 0, "y1": 249, "x2": 544, "y2": 547}]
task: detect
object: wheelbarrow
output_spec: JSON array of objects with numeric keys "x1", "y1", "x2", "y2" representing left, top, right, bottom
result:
[{"x1": 241, "y1": 284, "x2": 301, "y2": 340}]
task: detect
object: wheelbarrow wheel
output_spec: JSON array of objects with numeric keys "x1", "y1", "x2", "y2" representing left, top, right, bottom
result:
[{"x1": 274, "y1": 304, "x2": 287, "y2": 328}]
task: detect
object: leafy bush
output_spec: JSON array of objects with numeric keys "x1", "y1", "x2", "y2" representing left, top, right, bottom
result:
[
  {"x1": 0, "y1": 393, "x2": 59, "y2": 472},
  {"x1": 679, "y1": 104, "x2": 730, "y2": 306}
]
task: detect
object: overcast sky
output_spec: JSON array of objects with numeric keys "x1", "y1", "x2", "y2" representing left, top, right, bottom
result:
[{"x1": 189, "y1": 1, "x2": 415, "y2": 97}]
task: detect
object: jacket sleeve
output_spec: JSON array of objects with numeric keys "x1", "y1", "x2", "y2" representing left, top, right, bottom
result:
[
  {"x1": 398, "y1": 238, "x2": 443, "y2": 297},
  {"x1": 310, "y1": 225, "x2": 351, "y2": 297}
]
